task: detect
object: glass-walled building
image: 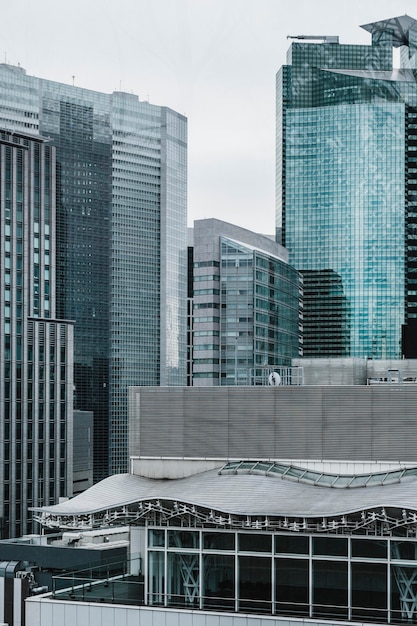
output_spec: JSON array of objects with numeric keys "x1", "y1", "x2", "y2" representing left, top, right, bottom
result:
[
  {"x1": 0, "y1": 63, "x2": 188, "y2": 477},
  {"x1": 35, "y1": 458, "x2": 417, "y2": 625},
  {"x1": 0, "y1": 131, "x2": 73, "y2": 537},
  {"x1": 191, "y1": 219, "x2": 302, "y2": 385},
  {"x1": 146, "y1": 526, "x2": 414, "y2": 622},
  {"x1": 276, "y1": 15, "x2": 417, "y2": 358}
]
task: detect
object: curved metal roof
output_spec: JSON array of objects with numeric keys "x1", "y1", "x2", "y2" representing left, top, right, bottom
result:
[{"x1": 33, "y1": 466, "x2": 417, "y2": 520}]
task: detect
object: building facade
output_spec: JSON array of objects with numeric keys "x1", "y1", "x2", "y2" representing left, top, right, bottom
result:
[
  {"x1": 276, "y1": 15, "x2": 417, "y2": 359},
  {"x1": 23, "y1": 382, "x2": 417, "y2": 625},
  {"x1": 0, "y1": 130, "x2": 73, "y2": 537},
  {"x1": 72, "y1": 410, "x2": 93, "y2": 496},
  {"x1": 0, "y1": 63, "x2": 188, "y2": 478},
  {"x1": 191, "y1": 219, "x2": 302, "y2": 385},
  {"x1": 30, "y1": 458, "x2": 417, "y2": 626},
  {"x1": 128, "y1": 384, "x2": 417, "y2": 462}
]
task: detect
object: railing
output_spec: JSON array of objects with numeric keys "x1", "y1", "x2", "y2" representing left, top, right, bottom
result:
[
  {"x1": 53, "y1": 574, "x2": 144, "y2": 605},
  {"x1": 52, "y1": 555, "x2": 143, "y2": 605},
  {"x1": 53, "y1": 582, "x2": 405, "y2": 624}
]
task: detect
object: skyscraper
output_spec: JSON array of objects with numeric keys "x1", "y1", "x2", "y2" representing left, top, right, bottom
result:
[
  {"x1": 191, "y1": 219, "x2": 302, "y2": 385},
  {"x1": 276, "y1": 15, "x2": 417, "y2": 358},
  {"x1": 0, "y1": 130, "x2": 73, "y2": 537},
  {"x1": 0, "y1": 64, "x2": 187, "y2": 478}
]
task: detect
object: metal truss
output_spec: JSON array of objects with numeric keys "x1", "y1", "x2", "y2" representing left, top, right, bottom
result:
[{"x1": 33, "y1": 499, "x2": 417, "y2": 537}]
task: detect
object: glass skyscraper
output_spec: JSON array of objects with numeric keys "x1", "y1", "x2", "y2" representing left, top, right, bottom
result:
[
  {"x1": 276, "y1": 15, "x2": 417, "y2": 358},
  {"x1": 0, "y1": 64, "x2": 187, "y2": 478},
  {"x1": 0, "y1": 130, "x2": 73, "y2": 537}
]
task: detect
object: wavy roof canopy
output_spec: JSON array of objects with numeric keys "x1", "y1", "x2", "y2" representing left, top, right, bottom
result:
[{"x1": 33, "y1": 463, "x2": 417, "y2": 520}]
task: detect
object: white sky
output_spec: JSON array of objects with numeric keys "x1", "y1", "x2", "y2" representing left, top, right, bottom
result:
[{"x1": 3, "y1": 0, "x2": 416, "y2": 234}]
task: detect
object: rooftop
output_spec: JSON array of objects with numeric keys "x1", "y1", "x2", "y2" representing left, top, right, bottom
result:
[
  {"x1": 361, "y1": 15, "x2": 417, "y2": 48},
  {"x1": 32, "y1": 461, "x2": 417, "y2": 535}
]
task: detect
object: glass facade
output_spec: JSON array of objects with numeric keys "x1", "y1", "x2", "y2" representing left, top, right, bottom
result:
[
  {"x1": 0, "y1": 64, "x2": 188, "y2": 477},
  {"x1": 191, "y1": 220, "x2": 302, "y2": 386},
  {"x1": 146, "y1": 527, "x2": 417, "y2": 623},
  {"x1": 0, "y1": 131, "x2": 73, "y2": 537},
  {"x1": 220, "y1": 238, "x2": 301, "y2": 384},
  {"x1": 276, "y1": 17, "x2": 417, "y2": 358}
]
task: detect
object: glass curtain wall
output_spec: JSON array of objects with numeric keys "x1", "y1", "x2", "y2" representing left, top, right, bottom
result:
[
  {"x1": 277, "y1": 27, "x2": 415, "y2": 358},
  {"x1": 285, "y1": 103, "x2": 405, "y2": 358},
  {"x1": 220, "y1": 238, "x2": 253, "y2": 385},
  {"x1": 147, "y1": 528, "x2": 417, "y2": 623},
  {"x1": 220, "y1": 238, "x2": 301, "y2": 384}
]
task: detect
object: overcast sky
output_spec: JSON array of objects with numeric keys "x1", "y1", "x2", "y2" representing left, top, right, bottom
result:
[{"x1": 3, "y1": 0, "x2": 416, "y2": 234}]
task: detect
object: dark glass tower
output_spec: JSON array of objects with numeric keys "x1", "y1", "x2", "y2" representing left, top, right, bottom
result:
[
  {"x1": 276, "y1": 15, "x2": 417, "y2": 358},
  {"x1": 0, "y1": 65, "x2": 187, "y2": 479},
  {"x1": 0, "y1": 130, "x2": 73, "y2": 537}
]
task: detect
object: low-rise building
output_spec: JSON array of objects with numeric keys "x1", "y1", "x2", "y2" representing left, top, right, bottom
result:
[{"x1": 23, "y1": 384, "x2": 417, "y2": 625}]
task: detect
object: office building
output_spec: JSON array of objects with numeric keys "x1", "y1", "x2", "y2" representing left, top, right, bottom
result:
[
  {"x1": 191, "y1": 219, "x2": 302, "y2": 385},
  {"x1": 0, "y1": 63, "x2": 188, "y2": 478},
  {"x1": 72, "y1": 410, "x2": 93, "y2": 496},
  {"x1": 276, "y1": 14, "x2": 417, "y2": 358},
  {"x1": 0, "y1": 130, "x2": 73, "y2": 538},
  {"x1": 26, "y1": 384, "x2": 417, "y2": 625}
]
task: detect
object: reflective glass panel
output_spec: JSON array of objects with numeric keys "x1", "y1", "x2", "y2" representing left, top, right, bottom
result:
[
  {"x1": 239, "y1": 556, "x2": 272, "y2": 614},
  {"x1": 313, "y1": 560, "x2": 348, "y2": 619},
  {"x1": 167, "y1": 552, "x2": 199, "y2": 608},
  {"x1": 203, "y1": 532, "x2": 235, "y2": 551},
  {"x1": 276, "y1": 557, "x2": 309, "y2": 616},
  {"x1": 202, "y1": 554, "x2": 235, "y2": 610},
  {"x1": 148, "y1": 551, "x2": 165, "y2": 605},
  {"x1": 239, "y1": 533, "x2": 272, "y2": 553},
  {"x1": 391, "y1": 541, "x2": 417, "y2": 561},
  {"x1": 148, "y1": 529, "x2": 165, "y2": 547},
  {"x1": 313, "y1": 537, "x2": 348, "y2": 557},
  {"x1": 351, "y1": 561, "x2": 387, "y2": 622},
  {"x1": 352, "y1": 539, "x2": 387, "y2": 559},
  {"x1": 168, "y1": 530, "x2": 199, "y2": 549},
  {"x1": 275, "y1": 534, "x2": 309, "y2": 555}
]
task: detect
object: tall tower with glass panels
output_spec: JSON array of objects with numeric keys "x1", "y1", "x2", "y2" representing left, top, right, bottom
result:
[
  {"x1": 0, "y1": 64, "x2": 187, "y2": 477},
  {"x1": 192, "y1": 219, "x2": 302, "y2": 385},
  {"x1": 0, "y1": 130, "x2": 73, "y2": 537},
  {"x1": 276, "y1": 15, "x2": 417, "y2": 358}
]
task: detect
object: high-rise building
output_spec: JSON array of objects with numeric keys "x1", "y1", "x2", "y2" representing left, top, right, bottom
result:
[
  {"x1": 0, "y1": 64, "x2": 188, "y2": 477},
  {"x1": 191, "y1": 219, "x2": 302, "y2": 385},
  {"x1": 0, "y1": 130, "x2": 73, "y2": 537},
  {"x1": 276, "y1": 15, "x2": 417, "y2": 358}
]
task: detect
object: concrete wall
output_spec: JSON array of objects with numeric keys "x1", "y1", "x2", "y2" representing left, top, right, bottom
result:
[
  {"x1": 292, "y1": 358, "x2": 368, "y2": 385},
  {"x1": 292, "y1": 358, "x2": 417, "y2": 385},
  {"x1": 26, "y1": 598, "x2": 355, "y2": 626},
  {"x1": 129, "y1": 385, "x2": 417, "y2": 462}
]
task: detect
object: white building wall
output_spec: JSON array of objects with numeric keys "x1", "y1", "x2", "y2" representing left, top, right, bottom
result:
[
  {"x1": 13, "y1": 578, "x2": 21, "y2": 626},
  {"x1": 25, "y1": 598, "x2": 358, "y2": 626}
]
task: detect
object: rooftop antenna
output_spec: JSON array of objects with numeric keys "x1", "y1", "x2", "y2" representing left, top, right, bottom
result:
[
  {"x1": 287, "y1": 35, "x2": 339, "y2": 44},
  {"x1": 72, "y1": 75, "x2": 75, "y2": 86}
]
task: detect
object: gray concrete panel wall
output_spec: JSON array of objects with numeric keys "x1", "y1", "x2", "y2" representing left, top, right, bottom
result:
[{"x1": 130, "y1": 386, "x2": 417, "y2": 462}]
